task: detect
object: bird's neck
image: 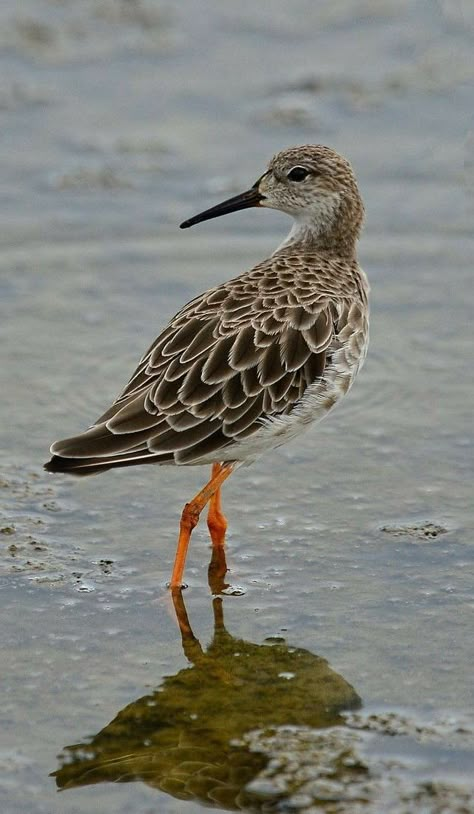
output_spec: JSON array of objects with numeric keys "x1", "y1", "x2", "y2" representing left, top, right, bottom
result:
[
  {"x1": 274, "y1": 219, "x2": 358, "y2": 258},
  {"x1": 273, "y1": 192, "x2": 363, "y2": 258}
]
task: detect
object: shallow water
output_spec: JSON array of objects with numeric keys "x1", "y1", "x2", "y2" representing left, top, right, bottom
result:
[{"x1": 1, "y1": 1, "x2": 473, "y2": 812}]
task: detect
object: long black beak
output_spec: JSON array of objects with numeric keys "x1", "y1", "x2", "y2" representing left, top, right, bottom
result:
[{"x1": 180, "y1": 186, "x2": 264, "y2": 229}]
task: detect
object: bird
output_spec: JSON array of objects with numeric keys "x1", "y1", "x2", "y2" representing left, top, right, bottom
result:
[{"x1": 45, "y1": 144, "x2": 369, "y2": 591}]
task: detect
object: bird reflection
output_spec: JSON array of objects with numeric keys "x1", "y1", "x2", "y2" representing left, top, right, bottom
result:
[{"x1": 53, "y1": 572, "x2": 361, "y2": 811}]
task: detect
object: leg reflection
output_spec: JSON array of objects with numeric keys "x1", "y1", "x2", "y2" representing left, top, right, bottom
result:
[
  {"x1": 170, "y1": 587, "x2": 204, "y2": 665},
  {"x1": 208, "y1": 544, "x2": 230, "y2": 596}
]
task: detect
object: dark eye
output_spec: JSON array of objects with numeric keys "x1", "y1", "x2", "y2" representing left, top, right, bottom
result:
[{"x1": 287, "y1": 166, "x2": 310, "y2": 182}]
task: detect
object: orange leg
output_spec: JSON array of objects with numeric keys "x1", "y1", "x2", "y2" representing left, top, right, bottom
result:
[
  {"x1": 169, "y1": 463, "x2": 234, "y2": 591},
  {"x1": 207, "y1": 463, "x2": 228, "y2": 547}
]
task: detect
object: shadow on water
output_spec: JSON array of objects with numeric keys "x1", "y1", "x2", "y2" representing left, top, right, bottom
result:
[{"x1": 52, "y1": 561, "x2": 361, "y2": 811}]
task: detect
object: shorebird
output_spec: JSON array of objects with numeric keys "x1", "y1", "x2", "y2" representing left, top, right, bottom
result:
[{"x1": 45, "y1": 145, "x2": 369, "y2": 590}]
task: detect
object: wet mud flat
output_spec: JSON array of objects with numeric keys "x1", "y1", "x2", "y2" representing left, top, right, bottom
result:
[{"x1": 2, "y1": 461, "x2": 474, "y2": 814}]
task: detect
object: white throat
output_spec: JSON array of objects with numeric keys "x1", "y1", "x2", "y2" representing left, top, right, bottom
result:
[
  {"x1": 273, "y1": 221, "x2": 314, "y2": 253},
  {"x1": 272, "y1": 193, "x2": 341, "y2": 253}
]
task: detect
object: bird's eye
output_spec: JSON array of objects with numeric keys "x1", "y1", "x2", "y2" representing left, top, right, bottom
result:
[{"x1": 287, "y1": 166, "x2": 310, "y2": 182}]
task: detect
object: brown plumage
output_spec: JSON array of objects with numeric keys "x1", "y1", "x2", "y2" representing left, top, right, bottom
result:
[{"x1": 45, "y1": 145, "x2": 369, "y2": 589}]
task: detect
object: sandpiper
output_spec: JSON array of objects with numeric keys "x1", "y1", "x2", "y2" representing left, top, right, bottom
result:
[{"x1": 45, "y1": 145, "x2": 369, "y2": 590}]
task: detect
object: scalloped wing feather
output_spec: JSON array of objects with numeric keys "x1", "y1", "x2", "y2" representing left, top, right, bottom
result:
[{"x1": 48, "y1": 252, "x2": 368, "y2": 469}]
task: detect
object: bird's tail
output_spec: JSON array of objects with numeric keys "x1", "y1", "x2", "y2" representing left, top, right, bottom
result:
[
  {"x1": 44, "y1": 423, "x2": 173, "y2": 477},
  {"x1": 44, "y1": 452, "x2": 170, "y2": 476}
]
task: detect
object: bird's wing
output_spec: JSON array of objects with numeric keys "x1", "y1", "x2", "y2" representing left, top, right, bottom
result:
[{"x1": 50, "y1": 255, "x2": 363, "y2": 468}]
